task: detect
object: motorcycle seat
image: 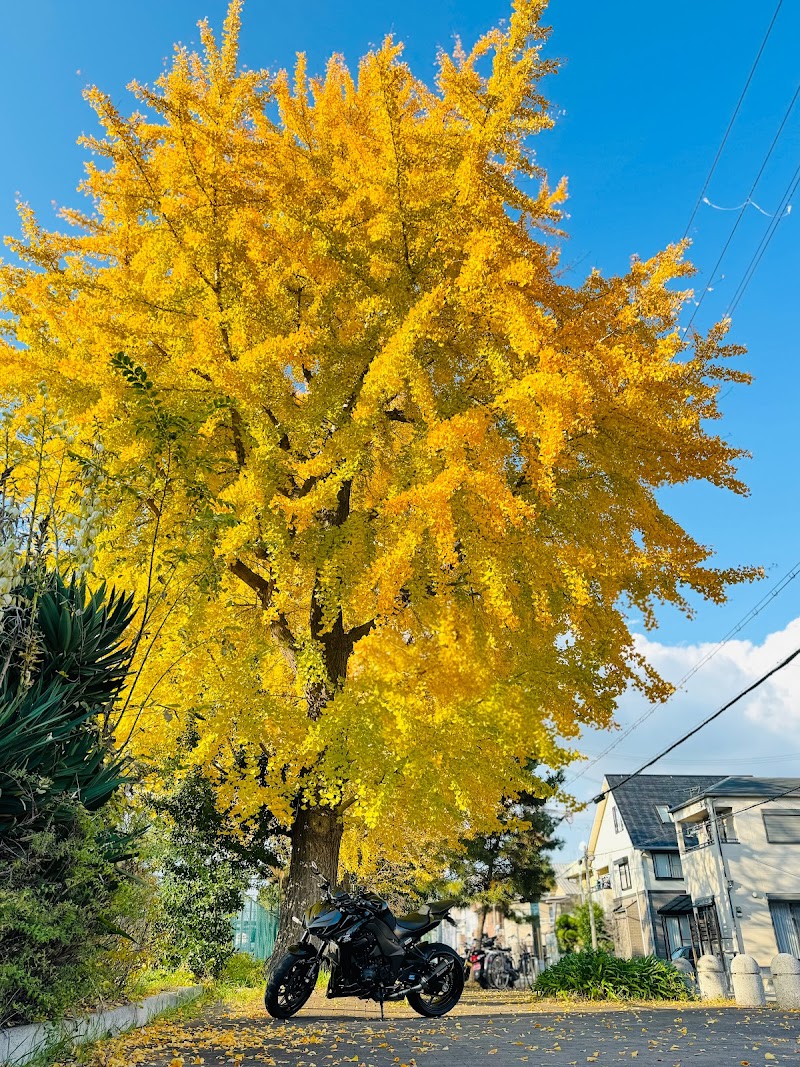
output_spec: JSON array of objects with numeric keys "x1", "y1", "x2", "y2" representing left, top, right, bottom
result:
[
  {"x1": 425, "y1": 898, "x2": 458, "y2": 916},
  {"x1": 394, "y1": 911, "x2": 432, "y2": 931},
  {"x1": 395, "y1": 899, "x2": 457, "y2": 932}
]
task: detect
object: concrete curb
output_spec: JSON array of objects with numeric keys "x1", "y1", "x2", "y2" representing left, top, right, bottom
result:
[{"x1": 0, "y1": 985, "x2": 203, "y2": 1067}]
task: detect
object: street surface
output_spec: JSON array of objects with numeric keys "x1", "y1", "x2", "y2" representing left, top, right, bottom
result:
[{"x1": 83, "y1": 989, "x2": 800, "y2": 1067}]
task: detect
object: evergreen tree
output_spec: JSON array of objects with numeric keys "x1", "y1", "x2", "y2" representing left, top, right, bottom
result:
[{"x1": 440, "y1": 772, "x2": 562, "y2": 939}]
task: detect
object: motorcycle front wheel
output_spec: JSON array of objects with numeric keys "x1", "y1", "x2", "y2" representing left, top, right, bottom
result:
[
  {"x1": 407, "y1": 943, "x2": 464, "y2": 1018},
  {"x1": 264, "y1": 953, "x2": 319, "y2": 1019}
]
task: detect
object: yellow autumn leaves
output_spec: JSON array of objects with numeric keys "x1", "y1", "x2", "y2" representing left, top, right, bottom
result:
[{"x1": 0, "y1": 0, "x2": 756, "y2": 872}]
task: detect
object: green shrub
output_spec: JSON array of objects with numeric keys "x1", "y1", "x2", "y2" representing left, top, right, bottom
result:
[
  {"x1": 150, "y1": 772, "x2": 280, "y2": 981},
  {"x1": 534, "y1": 949, "x2": 693, "y2": 1001},
  {"x1": 223, "y1": 952, "x2": 265, "y2": 988},
  {"x1": 0, "y1": 807, "x2": 120, "y2": 1025},
  {"x1": 0, "y1": 556, "x2": 140, "y2": 1024},
  {"x1": 555, "y1": 903, "x2": 613, "y2": 953}
]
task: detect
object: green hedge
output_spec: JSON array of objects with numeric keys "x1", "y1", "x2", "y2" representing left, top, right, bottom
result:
[
  {"x1": 534, "y1": 949, "x2": 693, "y2": 1001},
  {"x1": 0, "y1": 808, "x2": 122, "y2": 1025}
]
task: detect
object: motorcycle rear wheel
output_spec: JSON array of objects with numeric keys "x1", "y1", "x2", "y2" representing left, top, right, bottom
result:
[
  {"x1": 264, "y1": 953, "x2": 319, "y2": 1019},
  {"x1": 407, "y1": 943, "x2": 464, "y2": 1018}
]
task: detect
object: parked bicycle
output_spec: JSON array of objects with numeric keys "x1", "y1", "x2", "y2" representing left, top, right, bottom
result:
[
  {"x1": 515, "y1": 943, "x2": 538, "y2": 990},
  {"x1": 465, "y1": 935, "x2": 538, "y2": 990},
  {"x1": 483, "y1": 939, "x2": 519, "y2": 989}
]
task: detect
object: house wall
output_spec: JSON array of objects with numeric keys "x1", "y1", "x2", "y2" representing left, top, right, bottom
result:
[
  {"x1": 678, "y1": 794, "x2": 800, "y2": 969},
  {"x1": 590, "y1": 786, "x2": 651, "y2": 957}
]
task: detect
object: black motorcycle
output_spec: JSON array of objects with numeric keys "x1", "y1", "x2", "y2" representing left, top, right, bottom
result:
[{"x1": 264, "y1": 865, "x2": 464, "y2": 1019}]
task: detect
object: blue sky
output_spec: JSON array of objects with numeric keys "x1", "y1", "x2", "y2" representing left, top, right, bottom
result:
[{"x1": 1, "y1": 1, "x2": 798, "y2": 841}]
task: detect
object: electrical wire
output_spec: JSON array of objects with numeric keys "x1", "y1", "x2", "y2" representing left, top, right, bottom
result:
[
  {"x1": 717, "y1": 780, "x2": 800, "y2": 822},
  {"x1": 579, "y1": 750, "x2": 800, "y2": 767},
  {"x1": 726, "y1": 159, "x2": 800, "y2": 316},
  {"x1": 580, "y1": 783, "x2": 800, "y2": 865},
  {"x1": 589, "y1": 642, "x2": 800, "y2": 805},
  {"x1": 565, "y1": 557, "x2": 800, "y2": 789},
  {"x1": 682, "y1": 0, "x2": 785, "y2": 241},
  {"x1": 686, "y1": 82, "x2": 800, "y2": 329}
]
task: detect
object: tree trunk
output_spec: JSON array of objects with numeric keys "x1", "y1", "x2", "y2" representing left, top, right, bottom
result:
[
  {"x1": 269, "y1": 804, "x2": 344, "y2": 971},
  {"x1": 477, "y1": 904, "x2": 489, "y2": 942}
]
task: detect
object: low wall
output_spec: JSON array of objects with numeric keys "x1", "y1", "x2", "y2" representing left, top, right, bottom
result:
[{"x1": 0, "y1": 985, "x2": 203, "y2": 1067}]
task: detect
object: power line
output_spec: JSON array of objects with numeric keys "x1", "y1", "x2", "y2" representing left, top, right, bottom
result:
[
  {"x1": 682, "y1": 0, "x2": 785, "y2": 241},
  {"x1": 726, "y1": 159, "x2": 800, "y2": 316},
  {"x1": 686, "y1": 82, "x2": 800, "y2": 329},
  {"x1": 723, "y1": 780, "x2": 800, "y2": 821},
  {"x1": 565, "y1": 557, "x2": 800, "y2": 789},
  {"x1": 589, "y1": 642, "x2": 800, "y2": 804},
  {"x1": 579, "y1": 750, "x2": 800, "y2": 766},
  {"x1": 582, "y1": 783, "x2": 800, "y2": 865}
]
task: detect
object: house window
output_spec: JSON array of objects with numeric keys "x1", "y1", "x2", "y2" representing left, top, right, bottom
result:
[
  {"x1": 715, "y1": 807, "x2": 738, "y2": 843},
  {"x1": 652, "y1": 851, "x2": 683, "y2": 879},
  {"x1": 662, "y1": 914, "x2": 693, "y2": 957},
  {"x1": 612, "y1": 806, "x2": 623, "y2": 834},
  {"x1": 616, "y1": 858, "x2": 632, "y2": 891},
  {"x1": 655, "y1": 804, "x2": 672, "y2": 824},
  {"x1": 769, "y1": 900, "x2": 800, "y2": 956},
  {"x1": 763, "y1": 811, "x2": 800, "y2": 844}
]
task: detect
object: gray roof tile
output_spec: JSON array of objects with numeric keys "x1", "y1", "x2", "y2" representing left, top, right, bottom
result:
[
  {"x1": 700, "y1": 775, "x2": 800, "y2": 799},
  {"x1": 605, "y1": 774, "x2": 723, "y2": 849}
]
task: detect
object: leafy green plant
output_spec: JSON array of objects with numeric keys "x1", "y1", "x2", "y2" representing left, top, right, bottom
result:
[
  {"x1": 151, "y1": 771, "x2": 281, "y2": 980},
  {"x1": 534, "y1": 949, "x2": 693, "y2": 1001},
  {"x1": 222, "y1": 952, "x2": 265, "y2": 988},
  {"x1": 0, "y1": 413, "x2": 146, "y2": 1024},
  {"x1": 555, "y1": 902, "x2": 613, "y2": 953},
  {"x1": 0, "y1": 805, "x2": 123, "y2": 1025},
  {"x1": 0, "y1": 572, "x2": 135, "y2": 833}
]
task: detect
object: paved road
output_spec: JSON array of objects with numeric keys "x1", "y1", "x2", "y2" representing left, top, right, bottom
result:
[{"x1": 96, "y1": 990, "x2": 800, "y2": 1067}]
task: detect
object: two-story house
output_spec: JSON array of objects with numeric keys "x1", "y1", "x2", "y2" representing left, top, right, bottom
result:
[
  {"x1": 671, "y1": 776, "x2": 800, "y2": 968},
  {"x1": 587, "y1": 774, "x2": 723, "y2": 959}
]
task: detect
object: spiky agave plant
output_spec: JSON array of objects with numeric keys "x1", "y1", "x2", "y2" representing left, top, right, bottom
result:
[{"x1": 0, "y1": 572, "x2": 136, "y2": 835}]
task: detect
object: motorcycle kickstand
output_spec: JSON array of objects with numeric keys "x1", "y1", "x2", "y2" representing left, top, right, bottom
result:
[{"x1": 379, "y1": 989, "x2": 384, "y2": 1021}]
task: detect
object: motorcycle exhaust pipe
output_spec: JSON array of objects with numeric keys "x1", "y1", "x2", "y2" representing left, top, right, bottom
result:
[
  {"x1": 390, "y1": 960, "x2": 451, "y2": 998},
  {"x1": 419, "y1": 960, "x2": 451, "y2": 991}
]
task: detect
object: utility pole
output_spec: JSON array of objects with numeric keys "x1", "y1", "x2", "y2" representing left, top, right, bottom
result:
[{"x1": 584, "y1": 846, "x2": 598, "y2": 951}]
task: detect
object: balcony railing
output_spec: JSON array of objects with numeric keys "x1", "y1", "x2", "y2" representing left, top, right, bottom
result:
[{"x1": 682, "y1": 822, "x2": 713, "y2": 852}]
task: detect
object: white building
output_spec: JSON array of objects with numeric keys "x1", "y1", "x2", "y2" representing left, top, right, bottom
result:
[
  {"x1": 587, "y1": 774, "x2": 724, "y2": 959},
  {"x1": 671, "y1": 776, "x2": 800, "y2": 969}
]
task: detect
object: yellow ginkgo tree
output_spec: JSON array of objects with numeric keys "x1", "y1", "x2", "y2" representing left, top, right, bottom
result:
[{"x1": 0, "y1": 0, "x2": 755, "y2": 948}]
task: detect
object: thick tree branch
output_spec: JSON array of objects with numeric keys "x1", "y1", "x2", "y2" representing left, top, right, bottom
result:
[
  {"x1": 347, "y1": 617, "x2": 376, "y2": 645},
  {"x1": 229, "y1": 558, "x2": 297, "y2": 670},
  {"x1": 231, "y1": 408, "x2": 247, "y2": 468}
]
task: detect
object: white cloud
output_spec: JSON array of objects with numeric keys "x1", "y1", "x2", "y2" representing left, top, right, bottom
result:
[{"x1": 552, "y1": 615, "x2": 800, "y2": 861}]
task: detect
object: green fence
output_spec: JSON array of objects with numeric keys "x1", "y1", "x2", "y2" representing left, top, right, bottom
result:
[{"x1": 232, "y1": 896, "x2": 279, "y2": 960}]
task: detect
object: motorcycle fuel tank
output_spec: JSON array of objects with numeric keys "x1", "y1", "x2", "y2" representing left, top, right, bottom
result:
[{"x1": 305, "y1": 901, "x2": 350, "y2": 936}]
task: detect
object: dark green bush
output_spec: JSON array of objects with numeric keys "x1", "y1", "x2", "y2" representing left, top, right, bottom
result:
[
  {"x1": 0, "y1": 568, "x2": 140, "y2": 1024},
  {"x1": 555, "y1": 903, "x2": 613, "y2": 953},
  {"x1": 534, "y1": 949, "x2": 693, "y2": 1001},
  {"x1": 0, "y1": 807, "x2": 121, "y2": 1025},
  {"x1": 151, "y1": 772, "x2": 281, "y2": 980}
]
